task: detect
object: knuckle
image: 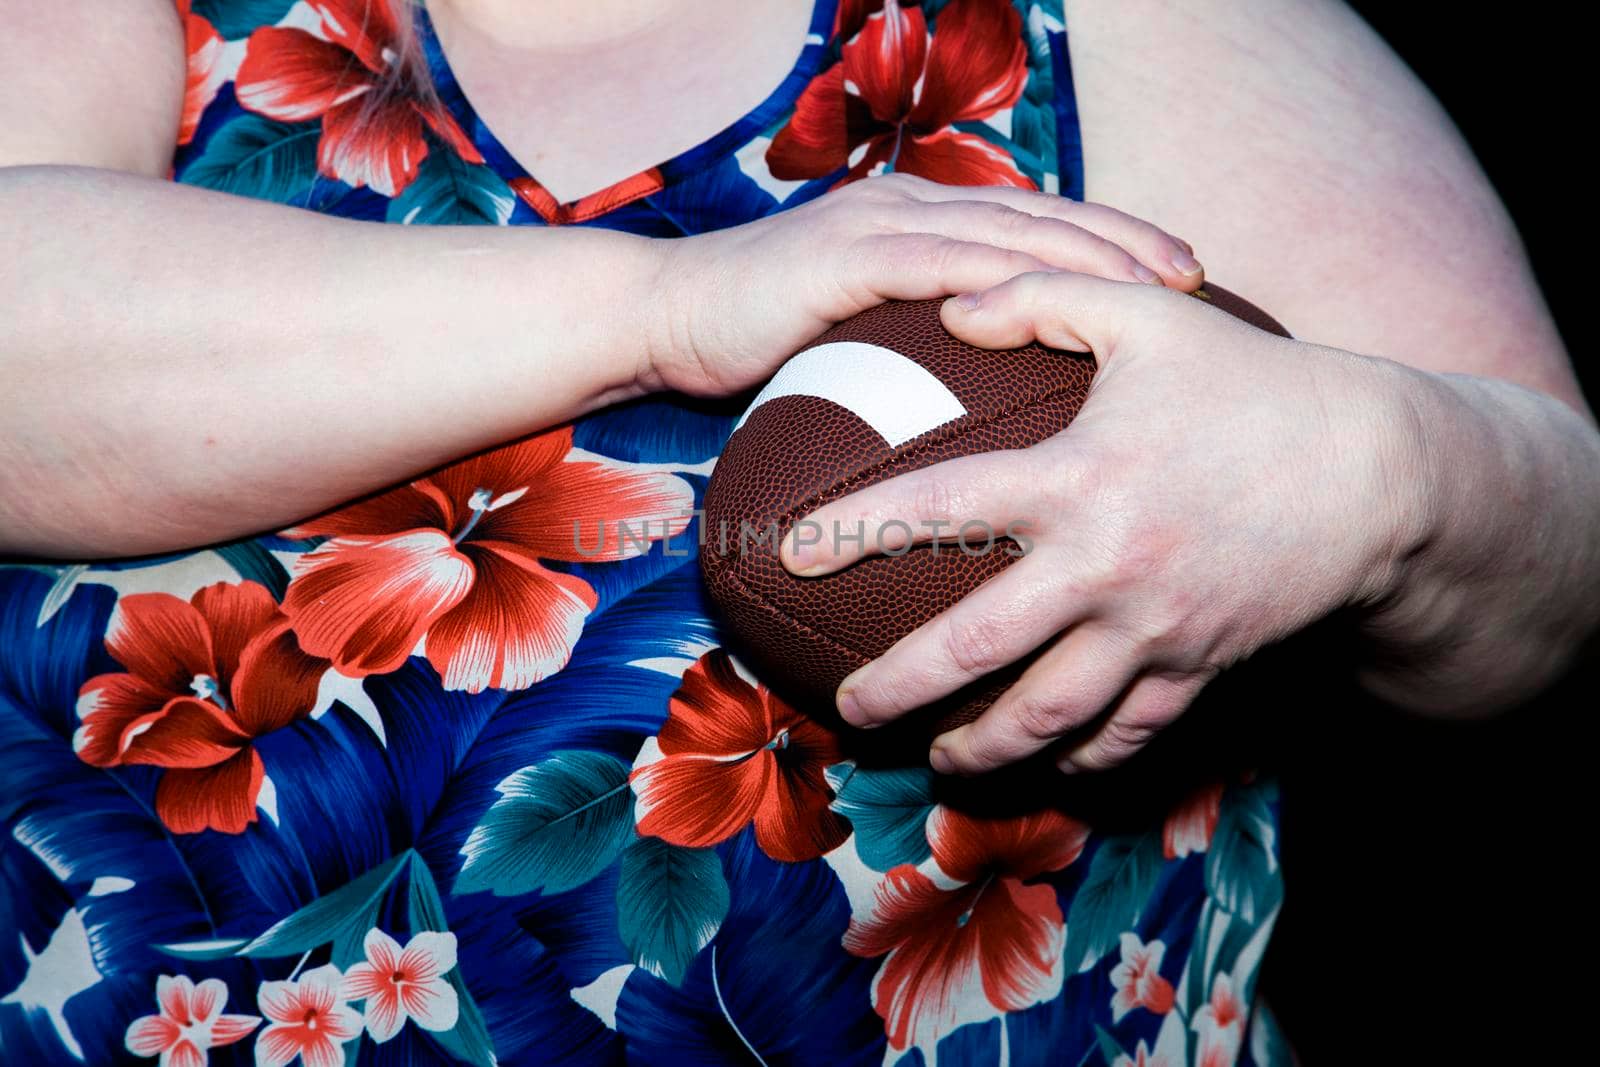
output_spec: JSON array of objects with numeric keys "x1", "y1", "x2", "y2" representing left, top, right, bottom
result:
[
  {"x1": 1098, "y1": 715, "x2": 1156, "y2": 758},
  {"x1": 926, "y1": 235, "x2": 968, "y2": 278},
  {"x1": 851, "y1": 670, "x2": 910, "y2": 721},
  {"x1": 976, "y1": 201, "x2": 1027, "y2": 237},
  {"x1": 942, "y1": 614, "x2": 1013, "y2": 677},
  {"x1": 957, "y1": 726, "x2": 1010, "y2": 769},
  {"x1": 1047, "y1": 449, "x2": 1103, "y2": 511},
  {"x1": 910, "y1": 473, "x2": 958, "y2": 522},
  {"x1": 1091, "y1": 234, "x2": 1140, "y2": 269},
  {"x1": 1006, "y1": 689, "x2": 1072, "y2": 743},
  {"x1": 856, "y1": 231, "x2": 931, "y2": 279},
  {"x1": 863, "y1": 171, "x2": 919, "y2": 202}
]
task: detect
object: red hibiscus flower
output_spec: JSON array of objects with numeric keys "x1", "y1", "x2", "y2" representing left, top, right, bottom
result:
[
  {"x1": 233, "y1": 0, "x2": 482, "y2": 196},
  {"x1": 630, "y1": 650, "x2": 850, "y2": 862},
  {"x1": 280, "y1": 428, "x2": 694, "y2": 694},
  {"x1": 768, "y1": 0, "x2": 1033, "y2": 188},
  {"x1": 843, "y1": 805, "x2": 1089, "y2": 1051},
  {"x1": 1164, "y1": 781, "x2": 1224, "y2": 859},
  {"x1": 833, "y1": 0, "x2": 881, "y2": 44},
  {"x1": 75, "y1": 581, "x2": 326, "y2": 835},
  {"x1": 176, "y1": 0, "x2": 228, "y2": 145}
]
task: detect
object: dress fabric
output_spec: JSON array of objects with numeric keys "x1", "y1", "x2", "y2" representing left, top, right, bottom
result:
[{"x1": 0, "y1": 1, "x2": 1291, "y2": 1064}]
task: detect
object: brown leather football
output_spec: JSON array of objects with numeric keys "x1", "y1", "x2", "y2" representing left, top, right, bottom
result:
[{"x1": 701, "y1": 286, "x2": 1290, "y2": 740}]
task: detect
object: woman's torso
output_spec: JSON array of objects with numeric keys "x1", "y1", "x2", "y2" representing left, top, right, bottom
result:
[{"x1": 0, "y1": 2, "x2": 1287, "y2": 1064}]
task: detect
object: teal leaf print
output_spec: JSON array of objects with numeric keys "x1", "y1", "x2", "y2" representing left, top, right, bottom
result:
[
  {"x1": 387, "y1": 148, "x2": 516, "y2": 226},
  {"x1": 1063, "y1": 831, "x2": 1166, "y2": 972},
  {"x1": 615, "y1": 836, "x2": 729, "y2": 987},
  {"x1": 454, "y1": 751, "x2": 635, "y2": 896},
  {"x1": 408, "y1": 854, "x2": 497, "y2": 1067},
  {"x1": 214, "y1": 541, "x2": 292, "y2": 600},
  {"x1": 1094, "y1": 1024, "x2": 1126, "y2": 1066},
  {"x1": 825, "y1": 763, "x2": 935, "y2": 872},
  {"x1": 182, "y1": 115, "x2": 320, "y2": 204},
  {"x1": 156, "y1": 853, "x2": 406, "y2": 960},
  {"x1": 191, "y1": 0, "x2": 297, "y2": 39},
  {"x1": 1204, "y1": 779, "x2": 1282, "y2": 924}
]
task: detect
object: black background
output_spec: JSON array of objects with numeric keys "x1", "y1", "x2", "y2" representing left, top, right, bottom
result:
[{"x1": 1260, "y1": 6, "x2": 1589, "y2": 1062}]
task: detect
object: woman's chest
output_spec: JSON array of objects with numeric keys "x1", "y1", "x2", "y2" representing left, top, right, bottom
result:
[{"x1": 426, "y1": 0, "x2": 819, "y2": 204}]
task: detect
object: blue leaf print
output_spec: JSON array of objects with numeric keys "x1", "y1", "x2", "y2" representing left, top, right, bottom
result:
[
  {"x1": 455, "y1": 752, "x2": 635, "y2": 897},
  {"x1": 158, "y1": 853, "x2": 405, "y2": 960},
  {"x1": 825, "y1": 763, "x2": 936, "y2": 873},
  {"x1": 615, "y1": 837, "x2": 728, "y2": 987},
  {"x1": 571, "y1": 395, "x2": 738, "y2": 466},
  {"x1": 0, "y1": 698, "x2": 267, "y2": 1063},
  {"x1": 640, "y1": 154, "x2": 779, "y2": 236},
  {"x1": 615, "y1": 831, "x2": 883, "y2": 1066},
  {"x1": 0, "y1": 569, "x2": 117, "y2": 740}
]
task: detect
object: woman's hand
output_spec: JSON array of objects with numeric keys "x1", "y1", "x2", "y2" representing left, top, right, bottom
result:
[
  {"x1": 638, "y1": 172, "x2": 1206, "y2": 396},
  {"x1": 780, "y1": 271, "x2": 1426, "y2": 775}
]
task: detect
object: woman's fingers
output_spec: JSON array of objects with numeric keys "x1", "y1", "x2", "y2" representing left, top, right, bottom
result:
[
  {"x1": 783, "y1": 449, "x2": 1034, "y2": 575},
  {"x1": 927, "y1": 623, "x2": 1142, "y2": 774},
  {"x1": 938, "y1": 268, "x2": 1156, "y2": 357},
  {"x1": 1054, "y1": 670, "x2": 1212, "y2": 775},
  {"x1": 853, "y1": 235, "x2": 1062, "y2": 302},
  {"x1": 888, "y1": 199, "x2": 1168, "y2": 286},
  {"x1": 832, "y1": 559, "x2": 1081, "y2": 728},
  {"x1": 889, "y1": 176, "x2": 1204, "y2": 290}
]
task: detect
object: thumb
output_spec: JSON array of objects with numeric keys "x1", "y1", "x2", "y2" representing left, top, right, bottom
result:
[{"x1": 939, "y1": 270, "x2": 1145, "y2": 364}]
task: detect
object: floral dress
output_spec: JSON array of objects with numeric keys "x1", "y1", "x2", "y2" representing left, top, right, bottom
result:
[{"x1": 0, "y1": 2, "x2": 1293, "y2": 1065}]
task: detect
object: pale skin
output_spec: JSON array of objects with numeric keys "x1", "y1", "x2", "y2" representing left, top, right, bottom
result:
[{"x1": 2, "y1": 1, "x2": 1596, "y2": 776}]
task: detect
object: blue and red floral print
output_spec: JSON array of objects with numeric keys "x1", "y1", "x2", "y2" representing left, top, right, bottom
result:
[{"x1": 0, "y1": 2, "x2": 1289, "y2": 1065}]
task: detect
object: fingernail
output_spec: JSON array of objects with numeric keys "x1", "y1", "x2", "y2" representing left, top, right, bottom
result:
[
  {"x1": 1132, "y1": 263, "x2": 1161, "y2": 285},
  {"x1": 1170, "y1": 250, "x2": 1203, "y2": 276},
  {"x1": 953, "y1": 291, "x2": 982, "y2": 310},
  {"x1": 837, "y1": 685, "x2": 875, "y2": 728},
  {"x1": 784, "y1": 544, "x2": 821, "y2": 575},
  {"x1": 929, "y1": 744, "x2": 956, "y2": 775},
  {"x1": 1056, "y1": 755, "x2": 1080, "y2": 775}
]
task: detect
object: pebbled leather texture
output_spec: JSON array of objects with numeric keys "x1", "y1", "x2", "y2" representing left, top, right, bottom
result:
[{"x1": 702, "y1": 286, "x2": 1291, "y2": 744}]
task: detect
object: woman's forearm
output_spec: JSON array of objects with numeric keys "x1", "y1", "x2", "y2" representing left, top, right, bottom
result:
[
  {"x1": 0, "y1": 165, "x2": 659, "y2": 557},
  {"x1": 1360, "y1": 361, "x2": 1600, "y2": 715}
]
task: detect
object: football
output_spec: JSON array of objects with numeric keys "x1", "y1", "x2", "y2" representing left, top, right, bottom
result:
[{"x1": 701, "y1": 287, "x2": 1291, "y2": 741}]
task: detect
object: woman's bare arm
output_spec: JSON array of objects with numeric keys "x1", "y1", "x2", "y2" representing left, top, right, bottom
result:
[
  {"x1": 1, "y1": 167, "x2": 659, "y2": 557},
  {"x1": 1068, "y1": 0, "x2": 1584, "y2": 410},
  {"x1": 0, "y1": 1, "x2": 1205, "y2": 559},
  {"x1": 1061, "y1": 0, "x2": 1600, "y2": 717},
  {"x1": 0, "y1": 1, "x2": 662, "y2": 556}
]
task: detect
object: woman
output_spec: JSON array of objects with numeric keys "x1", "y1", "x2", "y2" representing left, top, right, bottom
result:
[{"x1": 0, "y1": 1, "x2": 1592, "y2": 1064}]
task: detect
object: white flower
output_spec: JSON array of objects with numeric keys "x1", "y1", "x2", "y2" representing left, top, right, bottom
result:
[{"x1": 340, "y1": 929, "x2": 459, "y2": 1042}]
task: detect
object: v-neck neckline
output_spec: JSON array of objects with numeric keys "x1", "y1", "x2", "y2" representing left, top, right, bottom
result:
[{"x1": 414, "y1": 0, "x2": 840, "y2": 224}]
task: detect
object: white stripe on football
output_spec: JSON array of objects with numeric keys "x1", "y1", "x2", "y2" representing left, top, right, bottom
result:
[{"x1": 733, "y1": 341, "x2": 969, "y2": 448}]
